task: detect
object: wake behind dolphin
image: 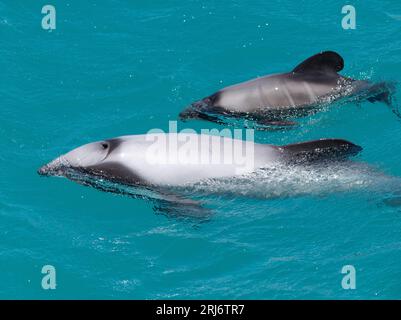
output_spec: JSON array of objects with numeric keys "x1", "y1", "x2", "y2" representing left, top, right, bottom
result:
[{"x1": 180, "y1": 51, "x2": 395, "y2": 129}]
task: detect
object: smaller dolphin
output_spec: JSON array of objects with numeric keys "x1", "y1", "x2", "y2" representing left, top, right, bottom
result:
[{"x1": 180, "y1": 51, "x2": 393, "y2": 127}]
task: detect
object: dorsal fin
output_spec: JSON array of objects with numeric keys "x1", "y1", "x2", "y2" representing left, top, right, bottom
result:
[
  {"x1": 292, "y1": 51, "x2": 344, "y2": 74},
  {"x1": 279, "y1": 139, "x2": 362, "y2": 164}
]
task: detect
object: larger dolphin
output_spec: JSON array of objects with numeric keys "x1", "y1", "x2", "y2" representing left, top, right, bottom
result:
[
  {"x1": 37, "y1": 133, "x2": 362, "y2": 217},
  {"x1": 179, "y1": 51, "x2": 393, "y2": 127},
  {"x1": 38, "y1": 133, "x2": 362, "y2": 187}
]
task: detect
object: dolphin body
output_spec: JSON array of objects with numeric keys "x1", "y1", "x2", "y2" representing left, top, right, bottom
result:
[
  {"x1": 179, "y1": 51, "x2": 392, "y2": 127},
  {"x1": 38, "y1": 133, "x2": 362, "y2": 187},
  {"x1": 38, "y1": 133, "x2": 362, "y2": 217}
]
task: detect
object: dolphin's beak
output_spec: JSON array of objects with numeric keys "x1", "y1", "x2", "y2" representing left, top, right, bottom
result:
[
  {"x1": 179, "y1": 99, "x2": 224, "y2": 124},
  {"x1": 37, "y1": 156, "x2": 68, "y2": 177},
  {"x1": 179, "y1": 106, "x2": 201, "y2": 121},
  {"x1": 179, "y1": 97, "x2": 214, "y2": 121}
]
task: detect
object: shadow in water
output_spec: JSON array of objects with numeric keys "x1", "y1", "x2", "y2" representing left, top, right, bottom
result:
[{"x1": 60, "y1": 169, "x2": 213, "y2": 221}]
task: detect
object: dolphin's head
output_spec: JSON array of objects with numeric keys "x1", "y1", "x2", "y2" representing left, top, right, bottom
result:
[{"x1": 38, "y1": 138, "x2": 124, "y2": 178}]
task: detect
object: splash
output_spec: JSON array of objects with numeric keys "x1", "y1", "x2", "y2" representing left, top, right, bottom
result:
[{"x1": 177, "y1": 161, "x2": 399, "y2": 200}]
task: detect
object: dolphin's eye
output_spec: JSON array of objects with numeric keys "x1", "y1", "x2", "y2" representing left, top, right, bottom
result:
[{"x1": 101, "y1": 143, "x2": 108, "y2": 150}]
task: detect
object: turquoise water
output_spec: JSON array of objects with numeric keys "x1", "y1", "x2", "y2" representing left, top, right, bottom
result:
[{"x1": 2, "y1": 0, "x2": 401, "y2": 299}]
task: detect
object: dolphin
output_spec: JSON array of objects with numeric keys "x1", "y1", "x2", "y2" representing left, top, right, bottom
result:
[
  {"x1": 38, "y1": 133, "x2": 362, "y2": 187},
  {"x1": 179, "y1": 51, "x2": 393, "y2": 127}
]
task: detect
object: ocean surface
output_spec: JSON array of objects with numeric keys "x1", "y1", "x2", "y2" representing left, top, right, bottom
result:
[{"x1": 2, "y1": 0, "x2": 401, "y2": 299}]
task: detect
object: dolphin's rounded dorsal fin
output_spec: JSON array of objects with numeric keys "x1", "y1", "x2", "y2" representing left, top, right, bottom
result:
[
  {"x1": 292, "y1": 51, "x2": 344, "y2": 74},
  {"x1": 278, "y1": 138, "x2": 362, "y2": 163}
]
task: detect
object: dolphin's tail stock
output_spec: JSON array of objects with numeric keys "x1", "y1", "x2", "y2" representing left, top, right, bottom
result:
[
  {"x1": 366, "y1": 81, "x2": 396, "y2": 106},
  {"x1": 278, "y1": 139, "x2": 363, "y2": 164}
]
